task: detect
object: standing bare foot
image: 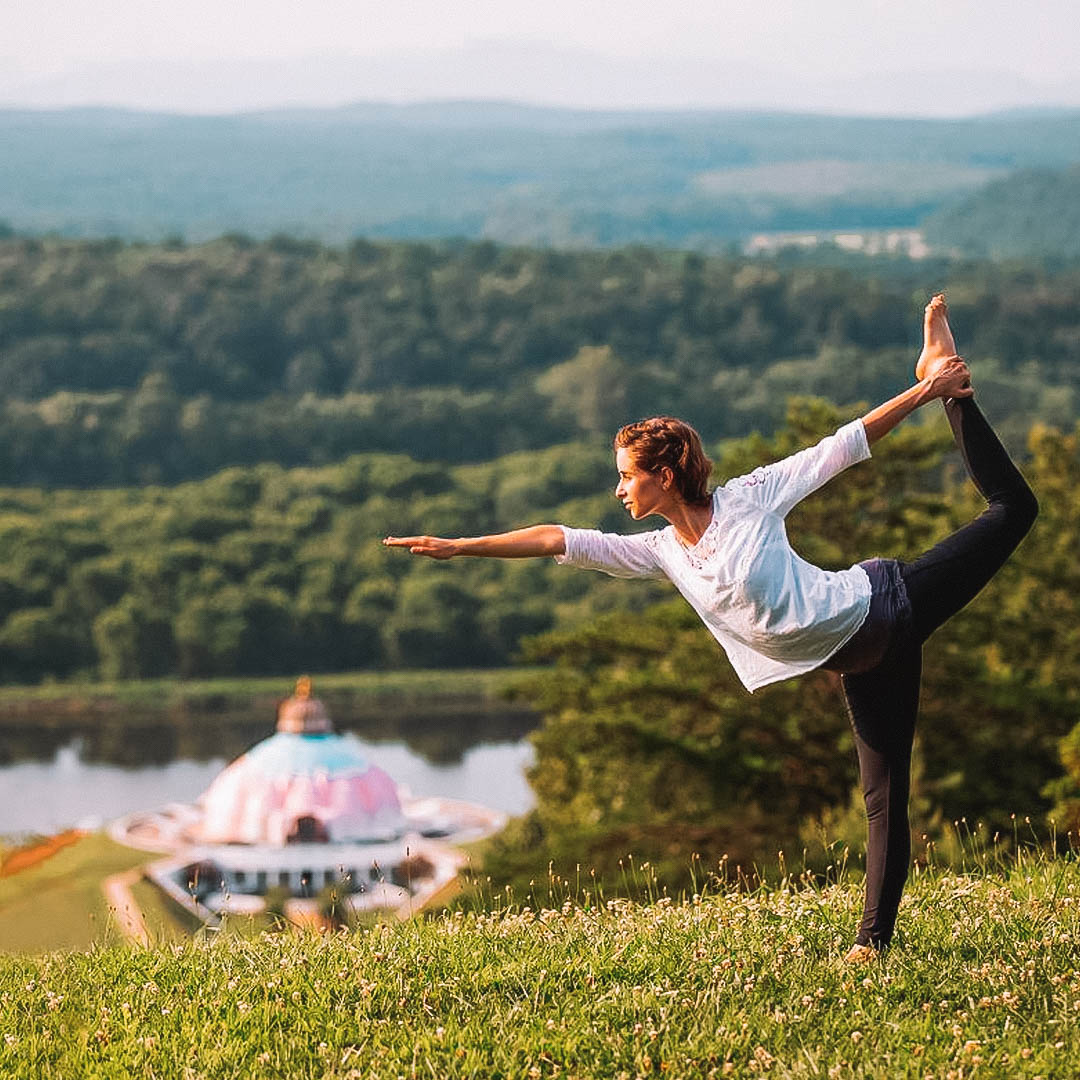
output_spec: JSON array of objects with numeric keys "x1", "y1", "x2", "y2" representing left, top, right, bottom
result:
[
  {"x1": 915, "y1": 293, "x2": 959, "y2": 381},
  {"x1": 843, "y1": 943, "x2": 880, "y2": 965}
]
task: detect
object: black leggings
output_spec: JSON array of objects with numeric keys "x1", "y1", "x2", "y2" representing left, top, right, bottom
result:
[{"x1": 841, "y1": 397, "x2": 1038, "y2": 948}]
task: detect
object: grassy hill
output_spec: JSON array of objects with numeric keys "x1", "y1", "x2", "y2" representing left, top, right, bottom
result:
[
  {"x1": 1, "y1": 845, "x2": 1077, "y2": 1077},
  {"x1": 0, "y1": 833, "x2": 147, "y2": 955}
]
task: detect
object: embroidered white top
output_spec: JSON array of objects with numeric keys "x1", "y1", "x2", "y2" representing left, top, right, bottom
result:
[{"x1": 555, "y1": 419, "x2": 873, "y2": 692}]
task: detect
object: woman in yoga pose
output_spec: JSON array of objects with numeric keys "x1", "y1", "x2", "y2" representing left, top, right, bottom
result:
[{"x1": 385, "y1": 295, "x2": 1037, "y2": 960}]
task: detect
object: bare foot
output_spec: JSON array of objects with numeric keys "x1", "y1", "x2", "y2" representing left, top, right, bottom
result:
[
  {"x1": 843, "y1": 943, "x2": 880, "y2": 964},
  {"x1": 915, "y1": 293, "x2": 959, "y2": 381}
]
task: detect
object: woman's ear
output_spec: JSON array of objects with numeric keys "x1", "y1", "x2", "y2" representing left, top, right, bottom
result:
[{"x1": 660, "y1": 466, "x2": 675, "y2": 491}]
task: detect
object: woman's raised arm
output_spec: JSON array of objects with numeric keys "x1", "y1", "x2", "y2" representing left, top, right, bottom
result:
[{"x1": 383, "y1": 524, "x2": 566, "y2": 560}]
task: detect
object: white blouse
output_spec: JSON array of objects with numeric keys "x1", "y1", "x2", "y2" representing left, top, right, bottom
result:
[{"x1": 555, "y1": 419, "x2": 873, "y2": 692}]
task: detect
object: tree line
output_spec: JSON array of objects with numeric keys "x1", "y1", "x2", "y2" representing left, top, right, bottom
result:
[
  {"x1": 1, "y1": 235, "x2": 1079, "y2": 485},
  {"x1": 0, "y1": 442, "x2": 667, "y2": 683},
  {"x1": 4, "y1": 231, "x2": 1080, "y2": 882}
]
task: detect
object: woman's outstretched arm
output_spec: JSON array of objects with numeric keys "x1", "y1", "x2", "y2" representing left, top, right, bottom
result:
[
  {"x1": 383, "y1": 524, "x2": 565, "y2": 560},
  {"x1": 861, "y1": 359, "x2": 973, "y2": 446}
]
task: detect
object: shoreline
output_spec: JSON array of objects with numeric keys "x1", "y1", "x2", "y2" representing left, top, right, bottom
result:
[{"x1": 0, "y1": 667, "x2": 539, "y2": 723}]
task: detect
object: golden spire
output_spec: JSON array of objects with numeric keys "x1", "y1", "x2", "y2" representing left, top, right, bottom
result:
[{"x1": 276, "y1": 676, "x2": 332, "y2": 734}]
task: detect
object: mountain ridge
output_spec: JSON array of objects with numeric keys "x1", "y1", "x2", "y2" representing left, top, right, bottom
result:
[{"x1": 3, "y1": 103, "x2": 1079, "y2": 247}]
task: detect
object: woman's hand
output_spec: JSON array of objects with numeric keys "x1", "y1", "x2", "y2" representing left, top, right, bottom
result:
[
  {"x1": 924, "y1": 357, "x2": 974, "y2": 400},
  {"x1": 383, "y1": 535, "x2": 460, "y2": 559},
  {"x1": 862, "y1": 358, "x2": 975, "y2": 445}
]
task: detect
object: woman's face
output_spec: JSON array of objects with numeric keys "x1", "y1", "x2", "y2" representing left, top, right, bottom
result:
[{"x1": 615, "y1": 447, "x2": 671, "y2": 520}]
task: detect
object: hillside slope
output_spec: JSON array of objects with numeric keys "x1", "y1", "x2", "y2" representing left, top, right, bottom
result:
[
  {"x1": 925, "y1": 165, "x2": 1080, "y2": 258},
  {"x1": 3, "y1": 105, "x2": 1080, "y2": 246},
  {"x1": 1, "y1": 851, "x2": 1078, "y2": 1077}
]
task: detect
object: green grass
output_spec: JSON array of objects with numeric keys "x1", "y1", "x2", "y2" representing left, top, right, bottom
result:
[
  {"x1": 1, "y1": 848, "x2": 1078, "y2": 1078},
  {"x1": 127, "y1": 878, "x2": 205, "y2": 942},
  {"x1": 0, "y1": 833, "x2": 147, "y2": 954},
  {"x1": 0, "y1": 668, "x2": 531, "y2": 711}
]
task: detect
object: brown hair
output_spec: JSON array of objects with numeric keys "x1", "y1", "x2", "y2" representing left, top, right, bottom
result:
[{"x1": 614, "y1": 416, "x2": 713, "y2": 507}]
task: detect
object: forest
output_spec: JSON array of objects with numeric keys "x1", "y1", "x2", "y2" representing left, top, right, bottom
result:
[
  {"x1": 0, "y1": 234, "x2": 1079, "y2": 689},
  {"x1": 1, "y1": 235, "x2": 1079, "y2": 487},
  {"x1": 0, "y1": 442, "x2": 668, "y2": 682},
  {"x1": 923, "y1": 164, "x2": 1080, "y2": 259}
]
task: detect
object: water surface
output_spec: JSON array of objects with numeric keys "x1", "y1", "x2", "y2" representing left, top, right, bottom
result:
[{"x1": 0, "y1": 705, "x2": 537, "y2": 838}]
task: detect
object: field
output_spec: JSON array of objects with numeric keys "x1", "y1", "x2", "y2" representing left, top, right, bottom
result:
[
  {"x1": 691, "y1": 160, "x2": 1002, "y2": 201},
  {"x1": 0, "y1": 833, "x2": 147, "y2": 954},
  {"x1": 1, "y1": 844, "x2": 1078, "y2": 1078}
]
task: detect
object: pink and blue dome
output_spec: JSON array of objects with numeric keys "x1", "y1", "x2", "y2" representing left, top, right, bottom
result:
[{"x1": 196, "y1": 680, "x2": 405, "y2": 845}]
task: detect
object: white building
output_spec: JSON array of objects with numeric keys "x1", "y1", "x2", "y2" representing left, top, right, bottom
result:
[{"x1": 110, "y1": 678, "x2": 506, "y2": 925}]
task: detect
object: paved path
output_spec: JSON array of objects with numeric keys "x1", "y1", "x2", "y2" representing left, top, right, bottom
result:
[{"x1": 102, "y1": 868, "x2": 151, "y2": 946}]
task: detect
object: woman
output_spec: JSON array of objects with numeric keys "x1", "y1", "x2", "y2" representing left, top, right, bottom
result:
[{"x1": 385, "y1": 295, "x2": 1037, "y2": 960}]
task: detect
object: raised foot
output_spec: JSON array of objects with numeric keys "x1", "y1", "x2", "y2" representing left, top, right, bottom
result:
[{"x1": 915, "y1": 293, "x2": 959, "y2": 381}]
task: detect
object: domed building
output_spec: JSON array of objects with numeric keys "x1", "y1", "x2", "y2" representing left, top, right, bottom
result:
[
  {"x1": 196, "y1": 678, "x2": 406, "y2": 846},
  {"x1": 110, "y1": 678, "x2": 507, "y2": 925}
]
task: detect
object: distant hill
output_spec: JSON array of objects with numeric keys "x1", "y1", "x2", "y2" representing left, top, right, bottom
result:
[
  {"x1": 2, "y1": 103, "x2": 1079, "y2": 248},
  {"x1": 923, "y1": 165, "x2": 1080, "y2": 258}
]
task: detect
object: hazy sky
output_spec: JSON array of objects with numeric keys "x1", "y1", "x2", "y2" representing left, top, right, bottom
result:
[{"x1": 3, "y1": 0, "x2": 1078, "y2": 115}]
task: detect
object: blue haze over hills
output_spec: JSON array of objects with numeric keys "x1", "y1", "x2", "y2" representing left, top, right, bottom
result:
[{"x1": 2, "y1": 103, "x2": 1080, "y2": 252}]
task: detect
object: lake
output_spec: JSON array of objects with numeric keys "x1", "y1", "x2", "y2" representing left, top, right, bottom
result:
[{"x1": 0, "y1": 701, "x2": 538, "y2": 839}]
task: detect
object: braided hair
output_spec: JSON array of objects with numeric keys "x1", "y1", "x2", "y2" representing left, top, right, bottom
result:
[{"x1": 614, "y1": 416, "x2": 713, "y2": 507}]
